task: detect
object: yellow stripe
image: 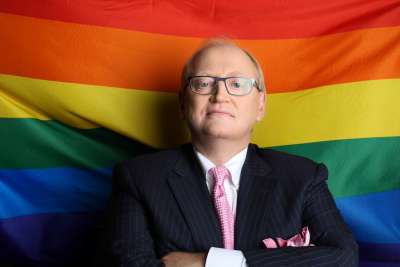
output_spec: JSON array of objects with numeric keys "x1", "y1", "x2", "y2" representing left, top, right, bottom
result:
[
  {"x1": 1, "y1": 89, "x2": 50, "y2": 120},
  {"x1": 0, "y1": 74, "x2": 188, "y2": 147},
  {"x1": 253, "y1": 80, "x2": 400, "y2": 146},
  {"x1": 1, "y1": 74, "x2": 400, "y2": 148}
]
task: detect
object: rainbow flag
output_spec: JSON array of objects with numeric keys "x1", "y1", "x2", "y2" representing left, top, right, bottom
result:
[{"x1": 0, "y1": 1, "x2": 399, "y2": 266}]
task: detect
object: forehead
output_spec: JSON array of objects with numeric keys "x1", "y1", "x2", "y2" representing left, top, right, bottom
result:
[{"x1": 191, "y1": 45, "x2": 257, "y2": 77}]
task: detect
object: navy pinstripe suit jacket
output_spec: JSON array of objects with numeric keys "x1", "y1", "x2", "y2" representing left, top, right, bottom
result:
[{"x1": 100, "y1": 143, "x2": 358, "y2": 266}]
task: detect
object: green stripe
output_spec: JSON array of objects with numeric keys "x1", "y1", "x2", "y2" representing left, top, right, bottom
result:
[
  {"x1": 2, "y1": 118, "x2": 399, "y2": 198},
  {"x1": 272, "y1": 137, "x2": 400, "y2": 197},
  {"x1": 0, "y1": 118, "x2": 153, "y2": 169}
]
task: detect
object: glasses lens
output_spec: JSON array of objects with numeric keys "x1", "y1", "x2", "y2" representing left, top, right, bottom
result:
[
  {"x1": 226, "y1": 78, "x2": 252, "y2": 95},
  {"x1": 190, "y1": 77, "x2": 215, "y2": 94}
]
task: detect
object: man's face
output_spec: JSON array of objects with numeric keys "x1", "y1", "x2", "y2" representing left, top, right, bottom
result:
[{"x1": 180, "y1": 45, "x2": 265, "y2": 143}]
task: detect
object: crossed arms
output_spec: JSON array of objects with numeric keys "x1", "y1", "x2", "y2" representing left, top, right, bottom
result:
[{"x1": 99, "y1": 160, "x2": 358, "y2": 267}]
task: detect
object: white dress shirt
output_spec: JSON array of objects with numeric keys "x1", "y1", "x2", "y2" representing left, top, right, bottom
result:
[{"x1": 194, "y1": 147, "x2": 249, "y2": 267}]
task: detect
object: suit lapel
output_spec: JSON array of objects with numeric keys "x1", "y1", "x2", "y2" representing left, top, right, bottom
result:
[
  {"x1": 167, "y1": 144, "x2": 222, "y2": 250},
  {"x1": 235, "y1": 144, "x2": 276, "y2": 249}
]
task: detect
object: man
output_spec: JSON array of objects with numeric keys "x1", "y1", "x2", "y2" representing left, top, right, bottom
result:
[{"x1": 101, "y1": 40, "x2": 358, "y2": 266}]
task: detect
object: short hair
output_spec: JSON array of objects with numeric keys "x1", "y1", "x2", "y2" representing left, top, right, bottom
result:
[{"x1": 181, "y1": 38, "x2": 266, "y2": 92}]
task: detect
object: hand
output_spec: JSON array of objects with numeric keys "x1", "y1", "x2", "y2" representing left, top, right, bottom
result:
[{"x1": 162, "y1": 251, "x2": 206, "y2": 267}]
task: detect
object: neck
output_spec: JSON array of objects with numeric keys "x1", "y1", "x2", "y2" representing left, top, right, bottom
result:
[{"x1": 192, "y1": 137, "x2": 249, "y2": 166}]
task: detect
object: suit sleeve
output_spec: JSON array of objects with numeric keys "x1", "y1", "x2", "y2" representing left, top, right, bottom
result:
[
  {"x1": 242, "y1": 164, "x2": 359, "y2": 267},
  {"x1": 100, "y1": 163, "x2": 165, "y2": 267}
]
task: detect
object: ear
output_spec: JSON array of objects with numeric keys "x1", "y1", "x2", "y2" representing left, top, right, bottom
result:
[{"x1": 256, "y1": 91, "x2": 266, "y2": 122}]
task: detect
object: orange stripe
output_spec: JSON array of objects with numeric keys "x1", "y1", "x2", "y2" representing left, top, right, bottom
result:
[{"x1": 0, "y1": 13, "x2": 399, "y2": 93}]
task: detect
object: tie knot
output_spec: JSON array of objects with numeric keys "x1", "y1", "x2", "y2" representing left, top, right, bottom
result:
[{"x1": 209, "y1": 166, "x2": 231, "y2": 186}]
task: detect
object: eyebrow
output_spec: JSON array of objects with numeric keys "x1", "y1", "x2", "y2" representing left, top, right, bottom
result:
[
  {"x1": 192, "y1": 72, "x2": 212, "y2": 76},
  {"x1": 191, "y1": 72, "x2": 251, "y2": 77}
]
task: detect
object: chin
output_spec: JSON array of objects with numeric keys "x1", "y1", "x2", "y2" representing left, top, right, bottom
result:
[{"x1": 203, "y1": 127, "x2": 236, "y2": 139}]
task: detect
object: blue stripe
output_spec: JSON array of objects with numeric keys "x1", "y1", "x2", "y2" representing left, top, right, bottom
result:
[
  {"x1": 1, "y1": 167, "x2": 399, "y2": 246},
  {"x1": 0, "y1": 167, "x2": 112, "y2": 219},
  {"x1": 335, "y1": 189, "x2": 400, "y2": 243}
]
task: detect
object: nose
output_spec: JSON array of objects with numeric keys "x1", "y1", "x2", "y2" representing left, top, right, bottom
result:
[{"x1": 211, "y1": 80, "x2": 230, "y2": 102}]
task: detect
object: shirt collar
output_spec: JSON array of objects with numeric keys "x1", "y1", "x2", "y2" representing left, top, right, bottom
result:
[{"x1": 194, "y1": 146, "x2": 248, "y2": 188}]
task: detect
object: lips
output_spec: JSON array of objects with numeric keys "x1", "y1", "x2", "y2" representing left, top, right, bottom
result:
[{"x1": 206, "y1": 109, "x2": 234, "y2": 117}]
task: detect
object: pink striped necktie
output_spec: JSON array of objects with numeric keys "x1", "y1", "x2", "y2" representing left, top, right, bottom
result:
[{"x1": 209, "y1": 166, "x2": 235, "y2": 249}]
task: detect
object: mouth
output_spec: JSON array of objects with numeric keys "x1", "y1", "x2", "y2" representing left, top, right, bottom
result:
[{"x1": 206, "y1": 110, "x2": 234, "y2": 118}]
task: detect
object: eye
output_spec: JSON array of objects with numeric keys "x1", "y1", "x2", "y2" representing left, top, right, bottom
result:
[
  {"x1": 231, "y1": 81, "x2": 242, "y2": 88},
  {"x1": 199, "y1": 81, "x2": 209, "y2": 88},
  {"x1": 192, "y1": 77, "x2": 214, "y2": 89},
  {"x1": 228, "y1": 78, "x2": 245, "y2": 89}
]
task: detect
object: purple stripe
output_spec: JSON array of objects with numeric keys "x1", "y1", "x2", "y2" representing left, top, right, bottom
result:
[
  {"x1": 1, "y1": 213, "x2": 399, "y2": 266},
  {"x1": 0, "y1": 212, "x2": 104, "y2": 266},
  {"x1": 360, "y1": 261, "x2": 400, "y2": 267},
  {"x1": 359, "y1": 242, "x2": 400, "y2": 264}
]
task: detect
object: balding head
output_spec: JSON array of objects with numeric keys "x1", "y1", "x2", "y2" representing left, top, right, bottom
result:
[{"x1": 181, "y1": 39, "x2": 266, "y2": 92}]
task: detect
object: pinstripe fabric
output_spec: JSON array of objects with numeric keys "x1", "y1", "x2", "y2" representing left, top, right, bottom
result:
[{"x1": 97, "y1": 143, "x2": 358, "y2": 266}]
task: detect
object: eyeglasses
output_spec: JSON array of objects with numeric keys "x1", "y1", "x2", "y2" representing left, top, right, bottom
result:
[{"x1": 187, "y1": 76, "x2": 260, "y2": 96}]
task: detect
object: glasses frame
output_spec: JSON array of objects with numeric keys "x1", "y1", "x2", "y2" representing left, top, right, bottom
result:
[{"x1": 187, "y1": 76, "x2": 260, "y2": 96}]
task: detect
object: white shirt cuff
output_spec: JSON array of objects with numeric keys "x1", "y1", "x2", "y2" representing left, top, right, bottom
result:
[{"x1": 205, "y1": 247, "x2": 247, "y2": 267}]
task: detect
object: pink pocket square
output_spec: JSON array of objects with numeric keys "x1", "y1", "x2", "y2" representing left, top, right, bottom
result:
[{"x1": 263, "y1": 227, "x2": 314, "y2": 248}]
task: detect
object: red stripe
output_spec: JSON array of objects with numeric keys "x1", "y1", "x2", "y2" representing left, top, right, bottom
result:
[{"x1": 1, "y1": 0, "x2": 399, "y2": 39}]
